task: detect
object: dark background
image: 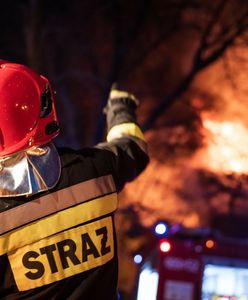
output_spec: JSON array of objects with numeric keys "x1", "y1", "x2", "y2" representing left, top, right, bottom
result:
[{"x1": 1, "y1": 1, "x2": 248, "y2": 298}]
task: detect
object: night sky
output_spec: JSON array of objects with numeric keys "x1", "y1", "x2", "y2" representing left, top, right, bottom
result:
[{"x1": 1, "y1": 1, "x2": 248, "y2": 298}]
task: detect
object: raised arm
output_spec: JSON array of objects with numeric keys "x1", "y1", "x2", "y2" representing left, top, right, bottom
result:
[{"x1": 96, "y1": 87, "x2": 149, "y2": 191}]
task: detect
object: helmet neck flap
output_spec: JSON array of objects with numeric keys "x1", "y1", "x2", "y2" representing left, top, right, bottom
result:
[
  {"x1": 0, "y1": 61, "x2": 61, "y2": 196},
  {"x1": 0, "y1": 142, "x2": 61, "y2": 197}
]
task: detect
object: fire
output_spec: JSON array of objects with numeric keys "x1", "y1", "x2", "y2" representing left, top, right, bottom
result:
[{"x1": 198, "y1": 116, "x2": 248, "y2": 174}]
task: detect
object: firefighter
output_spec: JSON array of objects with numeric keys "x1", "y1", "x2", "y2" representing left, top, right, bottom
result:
[{"x1": 0, "y1": 61, "x2": 149, "y2": 300}]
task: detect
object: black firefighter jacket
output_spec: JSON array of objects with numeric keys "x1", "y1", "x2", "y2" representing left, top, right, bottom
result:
[{"x1": 0, "y1": 96, "x2": 149, "y2": 300}]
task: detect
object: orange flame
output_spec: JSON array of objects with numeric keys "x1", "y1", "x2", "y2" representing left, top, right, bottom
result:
[{"x1": 198, "y1": 115, "x2": 248, "y2": 174}]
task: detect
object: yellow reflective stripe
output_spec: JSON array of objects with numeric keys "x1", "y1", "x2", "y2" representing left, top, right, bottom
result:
[
  {"x1": 8, "y1": 216, "x2": 114, "y2": 291},
  {"x1": 0, "y1": 175, "x2": 116, "y2": 235},
  {"x1": 0, "y1": 193, "x2": 117, "y2": 255},
  {"x1": 107, "y1": 123, "x2": 145, "y2": 142}
]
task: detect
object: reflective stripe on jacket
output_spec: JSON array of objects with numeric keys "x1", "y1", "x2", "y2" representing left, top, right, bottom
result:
[
  {"x1": 0, "y1": 95, "x2": 149, "y2": 299},
  {"x1": 0, "y1": 129, "x2": 148, "y2": 300}
]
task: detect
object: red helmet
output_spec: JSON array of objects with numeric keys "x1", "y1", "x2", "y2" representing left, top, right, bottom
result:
[{"x1": 0, "y1": 61, "x2": 59, "y2": 157}]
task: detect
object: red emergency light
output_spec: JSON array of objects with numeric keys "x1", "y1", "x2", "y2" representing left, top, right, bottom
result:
[
  {"x1": 205, "y1": 239, "x2": 215, "y2": 249},
  {"x1": 159, "y1": 240, "x2": 172, "y2": 253}
]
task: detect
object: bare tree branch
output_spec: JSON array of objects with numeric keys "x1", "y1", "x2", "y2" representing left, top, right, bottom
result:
[
  {"x1": 142, "y1": 2, "x2": 248, "y2": 131},
  {"x1": 94, "y1": 0, "x2": 152, "y2": 143}
]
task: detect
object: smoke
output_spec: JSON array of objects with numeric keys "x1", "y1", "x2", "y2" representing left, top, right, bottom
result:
[{"x1": 120, "y1": 45, "x2": 248, "y2": 229}]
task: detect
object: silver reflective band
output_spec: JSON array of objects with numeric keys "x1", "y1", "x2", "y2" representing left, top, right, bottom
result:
[{"x1": 0, "y1": 142, "x2": 61, "y2": 197}]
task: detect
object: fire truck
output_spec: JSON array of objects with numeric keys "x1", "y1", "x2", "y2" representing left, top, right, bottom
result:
[{"x1": 135, "y1": 223, "x2": 248, "y2": 300}]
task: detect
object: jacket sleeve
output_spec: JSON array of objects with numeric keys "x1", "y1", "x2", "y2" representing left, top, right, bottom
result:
[{"x1": 95, "y1": 91, "x2": 149, "y2": 191}]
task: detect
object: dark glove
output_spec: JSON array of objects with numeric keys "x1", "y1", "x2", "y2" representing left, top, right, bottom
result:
[
  {"x1": 104, "y1": 85, "x2": 139, "y2": 131},
  {"x1": 109, "y1": 86, "x2": 139, "y2": 105}
]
